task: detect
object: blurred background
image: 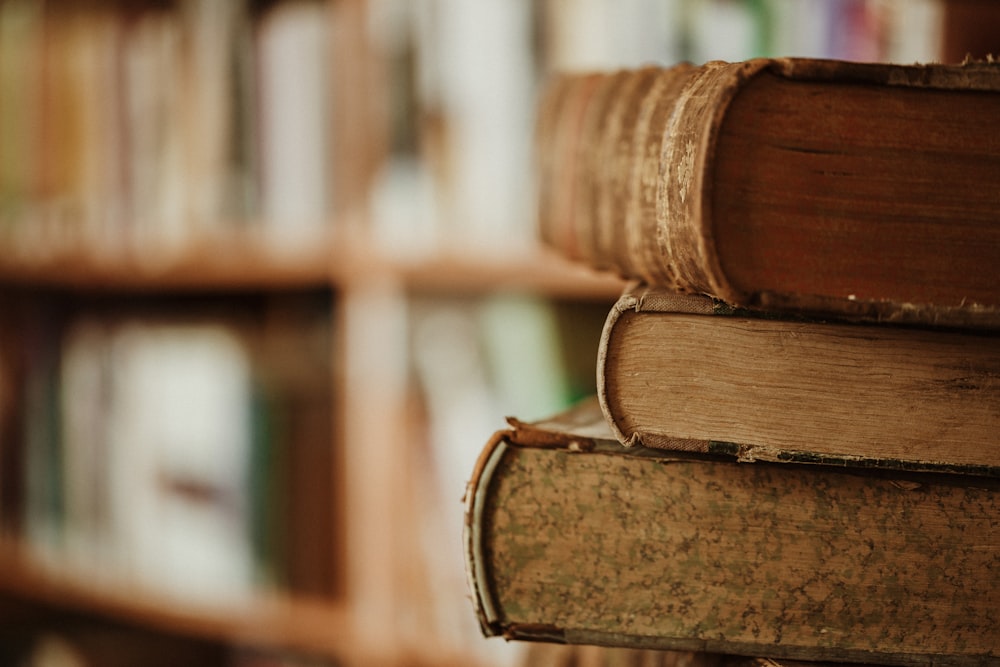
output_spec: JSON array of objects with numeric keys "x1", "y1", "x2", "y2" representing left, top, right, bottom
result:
[{"x1": 0, "y1": 0, "x2": 996, "y2": 665}]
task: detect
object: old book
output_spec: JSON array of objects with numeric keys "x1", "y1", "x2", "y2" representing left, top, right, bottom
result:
[
  {"x1": 535, "y1": 58, "x2": 1000, "y2": 328},
  {"x1": 597, "y1": 284, "x2": 1000, "y2": 474},
  {"x1": 464, "y1": 399, "x2": 1000, "y2": 665}
]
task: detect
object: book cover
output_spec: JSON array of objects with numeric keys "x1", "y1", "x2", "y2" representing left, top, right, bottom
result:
[
  {"x1": 598, "y1": 284, "x2": 1000, "y2": 475},
  {"x1": 535, "y1": 58, "x2": 1000, "y2": 328},
  {"x1": 464, "y1": 398, "x2": 1000, "y2": 665}
]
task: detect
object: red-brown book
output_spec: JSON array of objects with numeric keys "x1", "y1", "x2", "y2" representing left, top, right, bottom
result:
[{"x1": 535, "y1": 58, "x2": 1000, "y2": 328}]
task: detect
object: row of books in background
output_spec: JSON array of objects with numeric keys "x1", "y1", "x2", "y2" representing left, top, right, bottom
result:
[
  {"x1": 0, "y1": 0, "x2": 948, "y2": 264},
  {"x1": 0, "y1": 292, "x2": 336, "y2": 606},
  {"x1": 540, "y1": 0, "x2": 943, "y2": 70},
  {"x1": 0, "y1": 286, "x2": 600, "y2": 646},
  {"x1": 369, "y1": 0, "x2": 945, "y2": 258},
  {"x1": 0, "y1": 0, "x2": 332, "y2": 259}
]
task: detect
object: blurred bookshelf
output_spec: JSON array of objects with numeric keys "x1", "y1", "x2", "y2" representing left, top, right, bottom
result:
[{"x1": 0, "y1": 1, "x2": 996, "y2": 666}]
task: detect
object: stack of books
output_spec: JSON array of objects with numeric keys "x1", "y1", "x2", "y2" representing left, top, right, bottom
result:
[{"x1": 463, "y1": 57, "x2": 1000, "y2": 666}]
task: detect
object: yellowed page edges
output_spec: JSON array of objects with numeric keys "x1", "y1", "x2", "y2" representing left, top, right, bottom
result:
[
  {"x1": 463, "y1": 431, "x2": 509, "y2": 636},
  {"x1": 596, "y1": 288, "x2": 641, "y2": 447},
  {"x1": 597, "y1": 284, "x2": 717, "y2": 448}
]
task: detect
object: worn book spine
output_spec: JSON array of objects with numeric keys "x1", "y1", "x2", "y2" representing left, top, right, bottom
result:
[
  {"x1": 621, "y1": 63, "x2": 696, "y2": 285},
  {"x1": 464, "y1": 406, "x2": 1000, "y2": 666},
  {"x1": 536, "y1": 72, "x2": 603, "y2": 263},
  {"x1": 534, "y1": 57, "x2": 1000, "y2": 328}
]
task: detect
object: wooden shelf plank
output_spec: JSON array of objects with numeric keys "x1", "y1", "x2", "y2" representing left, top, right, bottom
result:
[
  {"x1": 0, "y1": 232, "x2": 337, "y2": 292},
  {"x1": 333, "y1": 245, "x2": 626, "y2": 299},
  {"x1": 0, "y1": 234, "x2": 626, "y2": 299},
  {"x1": 0, "y1": 542, "x2": 355, "y2": 660}
]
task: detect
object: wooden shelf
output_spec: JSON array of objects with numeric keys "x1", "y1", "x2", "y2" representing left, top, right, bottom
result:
[
  {"x1": 337, "y1": 247, "x2": 626, "y2": 299},
  {"x1": 0, "y1": 542, "x2": 355, "y2": 660},
  {"x1": 0, "y1": 232, "x2": 626, "y2": 299},
  {"x1": 0, "y1": 231, "x2": 337, "y2": 292}
]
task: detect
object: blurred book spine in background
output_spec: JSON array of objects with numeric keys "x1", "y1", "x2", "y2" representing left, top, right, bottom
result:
[{"x1": 0, "y1": 0, "x2": 334, "y2": 261}]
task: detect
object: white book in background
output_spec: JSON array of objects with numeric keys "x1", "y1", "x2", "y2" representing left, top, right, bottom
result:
[
  {"x1": 410, "y1": 293, "x2": 570, "y2": 532},
  {"x1": 541, "y1": 0, "x2": 683, "y2": 72},
  {"x1": 410, "y1": 298, "x2": 500, "y2": 501},
  {"x1": 107, "y1": 323, "x2": 255, "y2": 605},
  {"x1": 880, "y1": 0, "x2": 944, "y2": 63},
  {"x1": 122, "y1": 8, "x2": 183, "y2": 253},
  {"x1": 768, "y1": 0, "x2": 834, "y2": 59},
  {"x1": 367, "y1": 0, "x2": 440, "y2": 258},
  {"x1": 412, "y1": 0, "x2": 535, "y2": 252},
  {"x1": 369, "y1": 156, "x2": 440, "y2": 259},
  {"x1": 257, "y1": 0, "x2": 332, "y2": 251},
  {"x1": 685, "y1": 0, "x2": 764, "y2": 64},
  {"x1": 407, "y1": 295, "x2": 529, "y2": 667}
]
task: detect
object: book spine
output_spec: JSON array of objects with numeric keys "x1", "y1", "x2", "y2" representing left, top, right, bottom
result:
[
  {"x1": 595, "y1": 288, "x2": 639, "y2": 447},
  {"x1": 462, "y1": 429, "x2": 509, "y2": 638},
  {"x1": 571, "y1": 70, "x2": 633, "y2": 267},
  {"x1": 593, "y1": 66, "x2": 659, "y2": 273},
  {"x1": 597, "y1": 285, "x2": 718, "y2": 449},
  {"x1": 539, "y1": 57, "x2": 1000, "y2": 312},
  {"x1": 537, "y1": 59, "x2": 772, "y2": 300},
  {"x1": 654, "y1": 59, "x2": 768, "y2": 301},
  {"x1": 468, "y1": 432, "x2": 1000, "y2": 664},
  {"x1": 536, "y1": 72, "x2": 604, "y2": 261},
  {"x1": 622, "y1": 63, "x2": 696, "y2": 284}
]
